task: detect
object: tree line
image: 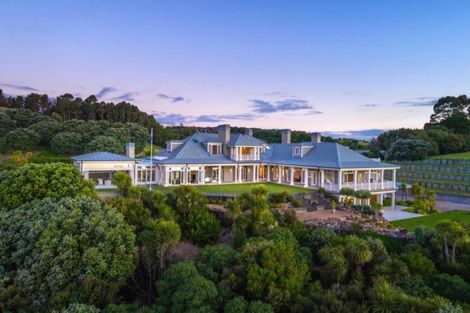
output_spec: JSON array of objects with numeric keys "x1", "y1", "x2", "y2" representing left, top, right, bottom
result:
[
  {"x1": 1, "y1": 162, "x2": 469, "y2": 312},
  {"x1": 0, "y1": 89, "x2": 170, "y2": 146},
  {"x1": 373, "y1": 95, "x2": 470, "y2": 161}
]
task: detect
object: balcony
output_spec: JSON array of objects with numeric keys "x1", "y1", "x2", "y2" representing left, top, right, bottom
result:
[
  {"x1": 340, "y1": 180, "x2": 396, "y2": 191},
  {"x1": 238, "y1": 154, "x2": 258, "y2": 161}
]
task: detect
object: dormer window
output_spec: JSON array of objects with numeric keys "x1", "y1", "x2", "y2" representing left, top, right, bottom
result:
[
  {"x1": 207, "y1": 143, "x2": 222, "y2": 155},
  {"x1": 294, "y1": 146, "x2": 301, "y2": 156}
]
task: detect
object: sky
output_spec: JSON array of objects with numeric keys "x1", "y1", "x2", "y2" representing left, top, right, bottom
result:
[{"x1": 1, "y1": 0, "x2": 470, "y2": 140}]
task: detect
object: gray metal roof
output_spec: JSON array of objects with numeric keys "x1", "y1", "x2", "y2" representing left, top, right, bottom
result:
[
  {"x1": 154, "y1": 131, "x2": 396, "y2": 169},
  {"x1": 156, "y1": 133, "x2": 236, "y2": 164},
  {"x1": 71, "y1": 151, "x2": 134, "y2": 162},
  {"x1": 261, "y1": 142, "x2": 397, "y2": 169},
  {"x1": 227, "y1": 134, "x2": 266, "y2": 147}
]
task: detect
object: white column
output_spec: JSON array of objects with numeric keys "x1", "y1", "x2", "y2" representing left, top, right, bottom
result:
[
  {"x1": 290, "y1": 167, "x2": 294, "y2": 185},
  {"x1": 200, "y1": 166, "x2": 205, "y2": 184},
  {"x1": 278, "y1": 166, "x2": 282, "y2": 183},
  {"x1": 392, "y1": 192, "x2": 396, "y2": 210},
  {"x1": 381, "y1": 169, "x2": 385, "y2": 189},
  {"x1": 253, "y1": 165, "x2": 257, "y2": 182},
  {"x1": 238, "y1": 165, "x2": 243, "y2": 182},
  {"x1": 266, "y1": 165, "x2": 270, "y2": 181},
  {"x1": 353, "y1": 170, "x2": 357, "y2": 190},
  {"x1": 164, "y1": 167, "x2": 170, "y2": 186},
  {"x1": 379, "y1": 193, "x2": 384, "y2": 204},
  {"x1": 338, "y1": 170, "x2": 342, "y2": 191},
  {"x1": 368, "y1": 170, "x2": 371, "y2": 190},
  {"x1": 392, "y1": 169, "x2": 397, "y2": 188},
  {"x1": 303, "y1": 168, "x2": 308, "y2": 187},
  {"x1": 83, "y1": 171, "x2": 89, "y2": 179},
  {"x1": 320, "y1": 170, "x2": 324, "y2": 187},
  {"x1": 218, "y1": 166, "x2": 222, "y2": 184}
]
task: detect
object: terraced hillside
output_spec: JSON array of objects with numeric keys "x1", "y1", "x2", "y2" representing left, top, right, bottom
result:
[{"x1": 396, "y1": 159, "x2": 470, "y2": 196}]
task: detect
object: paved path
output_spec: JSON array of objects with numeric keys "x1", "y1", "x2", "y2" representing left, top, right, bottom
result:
[
  {"x1": 382, "y1": 206, "x2": 422, "y2": 221},
  {"x1": 436, "y1": 200, "x2": 470, "y2": 212}
]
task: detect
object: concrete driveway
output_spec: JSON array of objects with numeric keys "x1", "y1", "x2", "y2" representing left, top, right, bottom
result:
[{"x1": 382, "y1": 205, "x2": 422, "y2": 221}]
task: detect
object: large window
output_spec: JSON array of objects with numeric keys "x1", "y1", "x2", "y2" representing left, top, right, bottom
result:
[
  {"x1": 343, "y1": 171, "x2": 354, "y2": 183},
  {"x1": 170, "y1": 171, "x2": 183, "y2": 185}
]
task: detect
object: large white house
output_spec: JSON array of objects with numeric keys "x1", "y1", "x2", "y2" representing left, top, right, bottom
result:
[{"x1": 72, "y1": 125, "x2": 399, "y2": 206}]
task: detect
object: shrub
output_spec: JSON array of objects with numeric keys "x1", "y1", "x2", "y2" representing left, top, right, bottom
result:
[
  {"x1": 51, "y1": 131, "x2": 83, "y2": 154},
  {"x1": 0, "y1": 163, "x2": 96, "y2": 210},
  {"x1": 86, "y1": 136, "x2": 123, "y2": 154},
  {"x1": 293, "y1": 199, "x2": 303, "y2": 208},
  {"x1": 3, "y1": 128, "x2": 40, "y2": 151}
]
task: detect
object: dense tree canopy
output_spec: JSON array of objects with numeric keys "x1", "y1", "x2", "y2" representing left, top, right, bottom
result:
[
  {"x1": 0, "y1": 196, "x2": 137, "y2": 311},
  {"x1": 0, "y1": 163, "x2": 96, "y2": 209}
]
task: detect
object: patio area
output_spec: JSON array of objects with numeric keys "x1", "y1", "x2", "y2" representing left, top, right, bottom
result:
[{"x1": 382, "y1": 205, "x2": 422, "y2": 221}]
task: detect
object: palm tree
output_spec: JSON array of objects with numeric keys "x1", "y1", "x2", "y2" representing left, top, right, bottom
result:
[
  {"x1": 318, "y1": 246, "x2": 347, "y2": 284},
  {"x1": 344, "y1": 236, "x2": 373, "y2": 272},
  {"x1": 400, "y1": 182, "x2": 407, "y2": 201},
  {"x1": 436, "y1": 220, "x2": 469, "y2": 264}
]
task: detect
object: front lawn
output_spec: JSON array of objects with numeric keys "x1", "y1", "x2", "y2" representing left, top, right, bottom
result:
[
  {"x1": 149, "y1": 182, "x2": 311, "y2": 195},
  {"x1": 430, "y1": 151, "x2": 470, "y2": 160},
  {"x1": 391, "y1": 210, "x2": 470, "y2": 230}
]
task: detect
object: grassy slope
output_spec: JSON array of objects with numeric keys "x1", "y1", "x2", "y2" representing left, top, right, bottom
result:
[
  {"x1": 391, "y1": 210, "x2": 470, "y2": 230},
  {"x1": 147, "y1": 182, "x2": 311, "y2": 194},
  {"x1": 430, "y1": 151, "x2": 470, "y2": 160}
]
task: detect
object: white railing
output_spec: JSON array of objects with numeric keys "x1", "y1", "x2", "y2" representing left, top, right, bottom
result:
[
  {"x1": 239, "y1": 154, "x2": 258, "y2": 161},
  {"x1": 341, "y1": 180, "x2": 396, "y2": 191}
]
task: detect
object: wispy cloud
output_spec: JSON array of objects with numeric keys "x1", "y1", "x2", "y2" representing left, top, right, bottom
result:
[
  {"x1": 153, "y1": 113, "x2": 190, "y2": 125},
  {"x1": 394, "y1": 97, "x2": 437, "y2": 107},
  {"x1": 113, "y1": 92, "x2": 138, "y2": 102},
  {"x1": 250, "y1": 99, "x2": 314, "y2": 113},
  {"x1": 153, "y1": 112, "x2": 256, "y2": 125},
  {"x1": 157, "y1": 93, "x2": 186, "y2": 103},
  {"x1": 358, "y1": 103, "x2": 380, "y2": 107},
  {"x1": 96, "y1": 86, "x2": 116, "y2": 99},
  {"x1": 194, "y1": 113, "x2": 256, "y2": 123},
  {"x1": 324, "y1": 129, "x2": 385, "y2": 141},
  {"x1": 0, "y1": 83, "x2": 38, "y2": 92}
]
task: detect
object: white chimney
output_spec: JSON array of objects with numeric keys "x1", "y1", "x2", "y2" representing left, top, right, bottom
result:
[
  {"x1": 126, "y1": 142, "x2": 135, "y2": 158},
  {"x1": 311, "y1": 132, "x2": 321, "y2": 144},
  {"x1": 281, "y1": 129, "x2": 291, "y2": 144},
  {"x1": 245, "y1": 128, "x2": 253, "y2": 136}
]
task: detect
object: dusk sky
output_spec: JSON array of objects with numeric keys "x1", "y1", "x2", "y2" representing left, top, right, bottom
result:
[{"x1": 2, "y1": 0, "x2": 470, "y2": 139}]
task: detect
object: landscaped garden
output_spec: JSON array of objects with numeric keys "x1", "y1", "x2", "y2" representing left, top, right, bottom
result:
[{"x1": 391, "y1": 210, "x2": 470, "y2": 230}]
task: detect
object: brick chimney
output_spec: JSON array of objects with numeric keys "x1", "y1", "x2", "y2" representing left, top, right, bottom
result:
[{"x1": 281, "y1": 129, "x2": 291, "y2": 144}]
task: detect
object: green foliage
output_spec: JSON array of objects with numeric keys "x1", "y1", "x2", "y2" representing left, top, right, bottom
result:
[
  {"x1": 112, "y1": 172, "x2": 133, "y2": 196},
  {"x1": 3, "y1": 127, "x2": 40, "y2": 150},
  {"x1": 51, "y1": 131, "x2": 83, "y2": 154},
  {"x1": 0, "y1": 162, "x2": 96, "y2": 210},
  {"x1": 155, "y1": 261, "x2": 218, "y2": 313},
  {"x1": 169, "y1": 186, "x2": 220, "y2": 245},
  {"x1": 196, "y1": 245, "x2": 239, "y2": 283},
  {"x1": 242, "y1": 230, "x2": 310, "y2": 310},
  {"x1": 107, "y1": 197, "x2": 151, "y2": 231},
  {"x1": 86, "y1": 136, "x2": 123, "y2": 154},
  {"x1": 186, "y1": 208, "x2": 221, "y2": 245},
  {"x1": 400, "y1": 252, "x2": 436, "y2": 280},
  {"x1": 56, "y1": 303, "x2": 101, "y2": 313},
  {"x1": 387, "y1": 139, "x2": 436, "y2": 161},
  {"x1": 0, "y1": 196, "x2": 137, "y2": 311},
  {"x1": 29, "y1": 118, "x2": 62, "y2": 144},
  {"x1": 431, "y1": 273, "x2": 470, "y2": 303}
]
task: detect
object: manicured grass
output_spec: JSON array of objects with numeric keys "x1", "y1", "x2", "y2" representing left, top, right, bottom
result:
[
  {"x1": 150, "y1": 182, "x2": 312, "y2": 195},
  {"x1": 430, "y1": 151, "x2": 470, "y2": 160},
  {"x1": 391, "y1": 210, "x2": 470, "y2": 230}
]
